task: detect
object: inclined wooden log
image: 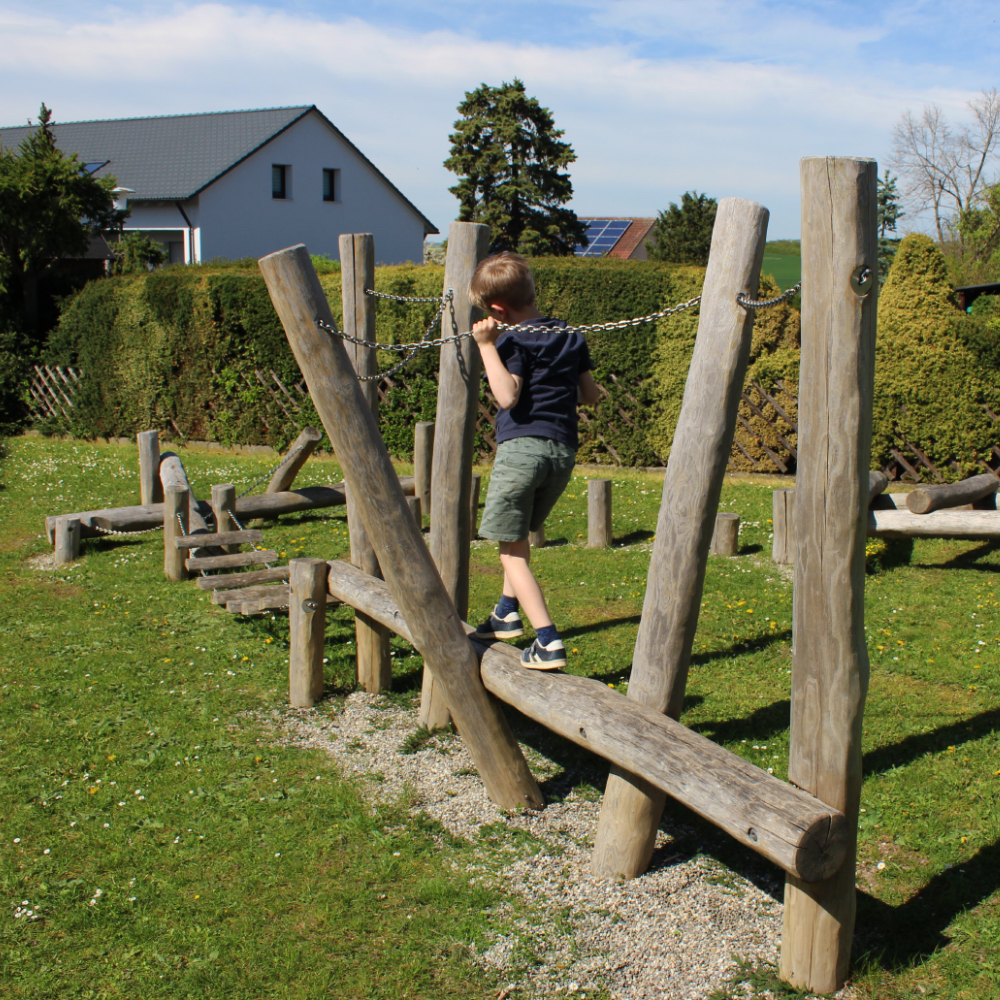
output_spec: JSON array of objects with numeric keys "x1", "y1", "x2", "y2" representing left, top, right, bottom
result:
[
  {"x1": 163, "y1": 488, "x2": 190, "y2": 582},
  {"x1": 289, "y1": 558, "x2": 328, "y2": 706},
  {"x1": 325, "y1": 559, "x2": 848, "y2": 883},
  {"x1": 591, "y1": 197, "x2": 769, "y2": 881},
  {"x1": 710, "y1": 512, "x2": 740, "y2": 556},
  {"x1": 159, "y1": 453, "x2": 211, "y2": 535},
  {"x1": 869, "y1": 471, "x2": 888, "y2": 504},
  {"x1": 342, "y1": 233, "x2": 392, "y2": 694},
  {"x1": 905, "y1": 473, "x2": 999, "y2": 514},
  {"x1": 423, "y1": 222, "x2": 490, "y2": 728},
  {"x1": 588, "y1": 479, "x2": 613, "y2": 549},
  {"x1": 267, "y1": 427, "x2": 322, "y2": 493},
  {"x1": 196, "y1": 565, "x2": 290, "y2": 590},
  {"x1": 137, "y1": 431, "x2": 162, "y2": 506},
  {"x1": 406, "y1": 496, "x2": 421, "y2": 527},
  {"x1": 54, "y1": 516, "x2": 80, "y2": 565},
  {"x1": 45, "y1": 478, "x2": 416, "y2": 542},
  {"x1": 258, "y1": 243, "x2": 542, "y2": 812},
  {"x1": 780, "y1": 156, "x2": 877, "y2": 995}
]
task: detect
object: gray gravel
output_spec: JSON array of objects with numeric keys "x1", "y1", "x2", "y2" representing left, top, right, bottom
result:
[{"x1": 272, "y1": 694, "x2": 856, "y2": 1000}]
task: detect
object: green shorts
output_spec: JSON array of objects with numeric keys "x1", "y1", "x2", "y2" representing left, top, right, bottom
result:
[{"x1": 479, "y1": 437, "x2": 576, "y2": 542}]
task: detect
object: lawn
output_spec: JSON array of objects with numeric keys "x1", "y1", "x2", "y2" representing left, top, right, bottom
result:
[
  {"x1": 761, "y1": 240, "x2": 801, "y2": 293},
  {"x1": 1, "y1": 435, "x2": 998, "y2": 999}
]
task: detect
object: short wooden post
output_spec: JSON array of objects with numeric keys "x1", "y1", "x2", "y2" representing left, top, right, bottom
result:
[
  {"x1": 53, "y1": 516, "x2": 80, "y2": 565},
  {"x1": 163, "y1": 486, "x2": 190, "y2": 582},
  {"x1": 211, "y1": 484, "x2": 238, "y2": 554},
  {"x1": 587, "y1": 479, "x2": 613, "y2": 548},
  {"x1": 529, "y1": 525, "x2": 545, "y2": 549},
  {"x1": 267, "y1": 426, "x2": 322, "y2": 493},
  {"x1": 406, "y1": 496, "x2": 422, "y2": 527},
  {"x1": 422, "y1": 222, "x2": 490, "y2": 729},
  {"x1": 772, "y1": 488, "x2": 795, "y2": 564},
  {"x1": 469, "y1": 473, "x2": 481, "y2": 541},
  {"x1": 137, "y1": 430, "x2": 162, "y2": 506},
  {"x1": 258, "y1": 244, "x2": 541, "y2": 811},
  {"x1": 341, "y1": 233, "x2": 392, "y2": 693},
  {"x1": 710, "y1": 512, "x2": 740, "y2": 556},
  {"x1": 591, "y1": 197, "x2": 769, "y2": 880},
  {"x1": 779, "y1": 157, "x2": 877, "y2": 994},
  {"x1": 414, "y1": 421, "x2": 435, "y2": 524},
  {"x1": 288, "y1": 557, "x2": 327, "y2": 707}
]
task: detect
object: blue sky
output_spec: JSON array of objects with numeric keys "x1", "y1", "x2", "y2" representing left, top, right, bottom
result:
[{"x1": 1, "y1": 1, "x2": 996, "y2": 239}]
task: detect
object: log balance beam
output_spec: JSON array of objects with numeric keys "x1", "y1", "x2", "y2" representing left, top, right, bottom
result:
[{"x1": 325, "y1": 559, "x2": 849, "y2": 885}]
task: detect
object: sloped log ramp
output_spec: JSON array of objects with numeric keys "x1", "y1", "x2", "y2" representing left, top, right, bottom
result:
[
  {"x1": 196, "y1": 566, "x2": 290, "y2": 591},
  {"x1": 186, "y1": 550, "x2": 278, "y2": 571},
  {"x1": 326, "y1": 560, "x2": 847, "y2": 884}
]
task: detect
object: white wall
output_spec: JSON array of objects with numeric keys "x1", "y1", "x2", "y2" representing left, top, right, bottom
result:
[{"x1": 188, "y1": 111, "x2": 432, "y2": 265}]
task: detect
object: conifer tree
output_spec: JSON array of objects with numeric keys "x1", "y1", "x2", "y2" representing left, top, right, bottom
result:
[{"x1": 646, "y1": 191, "x2": 717, "y2": 266}]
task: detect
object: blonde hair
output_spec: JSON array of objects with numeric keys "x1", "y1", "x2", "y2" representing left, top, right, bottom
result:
[{"x1": 468, "y1": 252, "x2": 536, "y2": 312}]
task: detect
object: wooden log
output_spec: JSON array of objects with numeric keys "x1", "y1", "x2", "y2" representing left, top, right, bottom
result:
[
  {"x1": 780, "y1": 156, "x2": 877, "y2": 995},
  {"x1": 163, "y1": 487, "x2": 190, "y2": 582},
  {"x1": 196, "y1": 565, "x2": 290, "y2": 591},
  {"x1": 710, "y1": 512, "x2": 739, "y2": 556},
  {"x1": 228, "y1": 592, "x2": 292, "y2": 615},
  {"x1": 414, "y1": 421, "x2": 434, "y2": 523},
  {"x1": 591, "y1": 198, "x2": 769, "y2": 880},
  {"x1": 905, "y1": 473, "x2": 999, "y2": 515},
  {"x1": 406, "y1": 496, "x2": 422, "y2": 527},
  {"x1": 54, "y1": 516, "x2": 80, "y2": 565},
  {"x1": 587, "y1": 479, "x2": 613, "y2": 549},
  {"x1": 258, "y1": 243, "x2": 541, "y2": 811},
  {"x1": 175, "y1": 529, "x2": 264, "y2": 549},
  {"x1": 529, "y1": 525, "x2": 545, "y2": 549},
  {"x1": 288, "y1": 558, "x2": 328, "y2": 706},
  {"x1": 325, "y1": 560, "x2": 848, "y2": 883},
  {"x1": 342, "y1": 234, "x2": 392, "y2": 694},
  {"x1": 267, "y1": 427, "x2": 322, "y2": 493},
  {"x1": 159, "y1": 453, "x2": 211, "y2": 535},
  {"x1": 772, "y1": 488, "x2": 795, "y2": 564},
  {"x1": 137, "y1": 430, "x2": 162, "y2": 506},
  {"x1": 211, "y1": 484, "x2": 239, "y2": 554},
  {"x1": 470, "y1": 473, "x2": 481, "y2": 541},
  {"x1": 186, "y1": 550, "x2": 277, "y2": 571},
  {"x1": 869, "y1": 470, "x2": 888, "y2": 504},
  {"x1": 211, "y1": 583, "x2": 288, "y2": 606},
  {"x1": 423, "y1": 222, "x2": 490, "y2": 728},
  {"x1": 868, "y1": 508, "x2": 1000, "y2": 537}
]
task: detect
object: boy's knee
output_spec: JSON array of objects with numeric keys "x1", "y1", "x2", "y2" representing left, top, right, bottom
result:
[{"x1": 499, "y1": 539, "x2": 530, "y2": 559}]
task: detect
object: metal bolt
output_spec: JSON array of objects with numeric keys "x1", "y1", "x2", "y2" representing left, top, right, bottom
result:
[
  {"x1": 301, "y1": 599, "x2": 318, "y2": 613},
  {"x1": 747, "y1": 827, "x2": 759, "y2": 843},
  {"x1": 850, "y1": 265, "x2": 873, "y2": 296}
]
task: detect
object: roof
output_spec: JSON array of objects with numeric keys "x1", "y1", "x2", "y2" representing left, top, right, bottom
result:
[
  {"x1": 0, "y1": 106, "x2": 437, "y2": 233},
  {"x1": 575, "y1": 218, "x2": 655, "y2": 258}
]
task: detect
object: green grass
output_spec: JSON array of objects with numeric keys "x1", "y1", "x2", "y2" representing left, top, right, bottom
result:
[{"x1": 2, "y1": 437, "x2": 1000, "y2": 999}]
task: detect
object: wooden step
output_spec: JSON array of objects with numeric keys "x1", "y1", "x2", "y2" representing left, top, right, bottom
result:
[
  {"x1": 227, "y1": 592, "x2": 292, "y2": 615},
  {"x1": 175, "y1": 529, "x2": 264, "y2": 550},
  {"x1": 196, "y1": 565, "x2": 289, "y2": 591},
  {"x1": 186, "y1": 549, "x2": 278, "y2": 572},
  {"x1": 211, "y1": 583, "x2": 288, "y2": 606}
]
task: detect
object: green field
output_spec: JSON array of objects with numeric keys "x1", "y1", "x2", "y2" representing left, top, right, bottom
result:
[
  {"x1": 1, "y1": 436, "x2": 998, "y2": 999},
  {"x1": 761, "y1": 240, "x2": 801, "y2": 291}
]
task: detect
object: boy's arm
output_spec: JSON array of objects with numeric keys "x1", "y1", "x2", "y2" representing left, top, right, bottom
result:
[
  {"x1": 578, "y1": 370, "x2": 601, "y2": 407},
  {"x1": 473, "y1": 317, "x2": 523, "y2": 410}
]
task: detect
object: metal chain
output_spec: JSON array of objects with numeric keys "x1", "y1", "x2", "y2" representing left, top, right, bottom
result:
[
  {"x1": 236, "y1": 444, "x2": 306, "y2": 500},
  {"x1": 92, "y1": 523, "x2": 163, "y2": 537},
  {"x1": 227, "y1": 508, "x2": 273, "y2": 568},
  {"x1": 736, "y1": 282, "x2": 802, "y2": 310},
  {"x1": 496, "y1": 295, "x2": 703, "y2": 337},
  {"x1": 365, "y1": 289, "x2": 447, "y2": 304}
]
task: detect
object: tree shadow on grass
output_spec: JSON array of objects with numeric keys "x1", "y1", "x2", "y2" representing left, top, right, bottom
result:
[
  {"x1": 613, "y1": 529, "x2": 655, "y2": 547},
  {"x1": 913, "y1": 538, "x2": 1000, "y2": 572},
  {"x1": 686, "y1": 698, "x2": 791, "y2": 746}
]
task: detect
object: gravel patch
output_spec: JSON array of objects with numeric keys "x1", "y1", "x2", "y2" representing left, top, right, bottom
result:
[{"x1": 271, "y1": 693, "x2": 855, "y2": 1000}]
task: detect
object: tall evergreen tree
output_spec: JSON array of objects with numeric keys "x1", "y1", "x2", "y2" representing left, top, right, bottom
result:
[
  {"x1": 877, "y1": 169, "x2": 905, "y2": 237},
  {"x1": 445, "y1": 80, "x2": 586, "y2": 256},
  {"x1": 646, "y1": 191, "x2": 717, "y2": 266}
]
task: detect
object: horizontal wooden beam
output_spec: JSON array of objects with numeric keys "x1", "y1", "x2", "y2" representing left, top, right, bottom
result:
[
  {"x1": 196, "y1": 566, "x2": 290, "y2": 591},
  {"x1": 905, "y1": 473, "x2": 999, "y2": 515},
  {"x1": 325, "y1": 560, "x2": 848, "y2": 883},
  {"x1": 186, "y1": 550, "x2": 278, "y2": 571},
  {"x1": 868, "y1": 508, "x2": 1000, "y2": 538}
]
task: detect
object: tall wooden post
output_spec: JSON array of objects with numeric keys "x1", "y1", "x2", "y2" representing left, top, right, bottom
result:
[
  {"x1": 588, "y1": 479, "x2": 613, "y2": 548},
  {"x1": 779, "y1": 157, "x2": 877, "y2": 994},
  {"x1": 591, "y1": 198, "x2": 769, "y2": 879},
  {"x1": 211, "y1": 484, "x2": 238, "y2": 554},
  {"x1": 772, "y1": 488, "x2": 795, "y2": 564},
  {"x1": 341, "y1": 233, "x2": 392, "y2": 693},
  {"x1": 258, "y1": 244, "x2": 542, "y2": 811},
  {"x1": 289, "y1": 557, "x2": 328, "y2": 707},
  {"x1": 421, "y1": 222, "x2": 490, "y2": 728},
  {"x1": 137, "y1": 430, "x2": 162, "y2": 506},
  {"x1": 163, "y1": 486, "x2": 190, "y2": 582},
  {"x1": 413, "y1": 421, "x2": 435, "y2": 524}
]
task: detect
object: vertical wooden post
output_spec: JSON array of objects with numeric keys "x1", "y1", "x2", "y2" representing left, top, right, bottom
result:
[
  {"x1": 54, "y1": 516, "x2": 80, "y2": 565},
  {"x1": 710, "y1": 512, "x2": 740, "y2": 556},
  {"x1": 288, "y1": 557, "x2": 328, "y2": 707},
  {"x1": 469, "y1": 473, "x2": 481, "y2": 541},
  {"x1": 422, "y1": 222, "x2": 491, "y2": 729},
  {"x1": 591, "y1": 198, "x2": 769, "y2": 879},
  {"x1": 341, "y1": 233, "x2": 392, "y2": 693},
  {"x1": 588, "y1": 479, "x2": 613, "y2": 548},
  {"x1": 137, "y1": 430, "x2": 162, "y2": 506},
  {"x1": 406, "y1": 496, "x2": 422, "y2": 527},
  {"x1": 163, "y1": 486, "x2": 190, "y2": 582},
  {"x1": 267, "y1": 426, "x2": 322, "y2": 493},
  {"x1": 529, "y1": 525, "x2": 545, "y2": 549},
  {"x1": 211, "y1": 484, "x2": 238, "y2": 554},
  {"x1": 413, "y1": 421, "x2": 435, "y2": 525},
  {"x1": 258, "y1": 244, "x2": 542, "y2": 811},
  {"x1": 779, "y1": 157, "x2": 877, "y2": 994},
  {"x1": 772, "y1": 488, "x2": 794, "y2": 563}
]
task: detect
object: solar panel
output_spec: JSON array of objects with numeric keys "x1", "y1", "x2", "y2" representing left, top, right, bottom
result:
[{"x1": 574, "y1": 219, "x2": 632, "y2": 256}]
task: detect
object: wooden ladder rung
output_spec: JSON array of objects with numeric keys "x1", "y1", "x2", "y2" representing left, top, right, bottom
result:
[
  {"x1": 175, "y1": 529, "x2": 264, "y2": 550},
  {"x1": 227, "y1": 590, "x2": 292, "y2": 614},
  {"x1": 211, "y1": 583, "x2": 288, "y2": 606},
  {"x1": 196, "y1": 565, "x2": 289, "y2": 591},
  {"x1": 186, "y1": 549, "x2": 278, "y2": 571}
]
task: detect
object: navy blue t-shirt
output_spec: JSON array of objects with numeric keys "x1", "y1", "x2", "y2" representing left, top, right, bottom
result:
[{"x1": 494, "y1": 318, "x2": 593, "y2": 450}]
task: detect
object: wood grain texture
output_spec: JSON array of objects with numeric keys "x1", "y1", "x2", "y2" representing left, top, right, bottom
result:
[
  {"x1": 159, "y1": 453, "x2": 210, "y2": 534},
  {"x1": 423, "y1": 222, "x2": 490, "y2": 728},
  {"x1": 258, "y1": 244, "x2": 542, "y2": 811},
  {"x1": 211, "y1": 483, "x2": 239, "y2": 554},
  {"x1": 710, "y1": 512, "x2": 740, "y2": 556},
  {"x1": 326, "y1": 559, "x2": 848, "y2": 882},
  {"x1": 868, "y1": 508, "x2": 1000, "y2": 537},
  {"x1": 779, "y1": 156, "x2": 877, "y2": 995},
  {"x1": 54, "y1": 516, "x2": 80, "y2": 565},
  {"x1": 267, "y1": 426, "x2": 322, "y2": 493},
  {"x1": 210, "y1": 583, "x2": 287, "y2": 605},
  {"x1": 228, "y1": 593, "x2": 293, "y2": 615},
  {"x1": 406, "y1": 496, "x2": 422, "y2": 527},
  {"x1": 591, "y1": 197, "x2": 769, "y2": 880},
  {"x1": 772, "y1": 488, "x2": 795, "y2": 564},
  {"x1": 470, "y1": 473, "x2": 481, "y2": 541},
  {"x1": 288, "y1": 558, "x2": 327, "y2": 706},
  {"x1": 342, "y1": 234, "x2": 391, "y2": 693},
  {"x1": 195, "y1": 565, "x2": 290, "y2": 590},
  {"x1": 163, "y1": 487, "x2": 190, "y2": 582},
  {"x1": 588, "y1": 479, "x2": 613, "y2": 549},
  {"x1": 414, "y1": 422, "x2": 434, "y2": 524},
  {"x1": 175, "y1": 529, "x2": 264, "y2": 549},
  {"x1": 529, "y1": 525, "x2": 545, "y2": 549},
  {"x1": 185, "y1": 550, "x2": 278, "y2": 571},
  {"x1": 137, "y1": 430, "x2": 162, "y2": 506},
  {"x1": 905, "y1": 473, "x2": 999, "y2": 514},
  {"x1": 868, "y1": 471, "x2": 888, "y2": 504}
]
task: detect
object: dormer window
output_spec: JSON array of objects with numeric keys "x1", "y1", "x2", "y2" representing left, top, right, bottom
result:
[{"x1": 272, "y1": 164, "x2": 288, "y2": 199}]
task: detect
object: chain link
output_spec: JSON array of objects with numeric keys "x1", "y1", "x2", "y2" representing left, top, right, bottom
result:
[
  {"x1": 736, "y1": 282, "x2": 802, "y2": 310},
  {"x1": 92, "y1": 523, "x2": 164, "y2": 537},
  {"x1": 227, "y1": 508, "x2": 273, "y2": 568},
  {"x1": 496, "y1": 295, "x2": 704, "y2": 337},
  {"x1": 365, "y1": 289, "x2": 447, "y2": 304}
]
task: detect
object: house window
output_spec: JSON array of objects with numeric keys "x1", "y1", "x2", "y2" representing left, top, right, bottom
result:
[
  {"x1": 323, "y1": 168, "x2": 340, "y2": 202},
  {"x1": 272, "y1": 164, "x2": 289, "y2": 200}
]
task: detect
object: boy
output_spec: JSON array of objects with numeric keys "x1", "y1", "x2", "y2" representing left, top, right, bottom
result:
[{"x1": 469, "y1": 252, "x2": 600, "y2": 669}]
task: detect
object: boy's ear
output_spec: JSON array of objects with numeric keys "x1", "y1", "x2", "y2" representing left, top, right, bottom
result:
[{"x1": 488, "y1": 302, "x2": 508, "y2": 322}]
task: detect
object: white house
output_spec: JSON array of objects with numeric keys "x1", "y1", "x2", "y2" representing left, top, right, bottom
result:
[{"x1": 0, "y1": 106, "x2": 438, "y2": 265}]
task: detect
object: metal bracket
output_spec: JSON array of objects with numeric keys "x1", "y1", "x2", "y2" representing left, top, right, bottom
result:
[{"x1": 301, "y1": 599, "x2": 318, "y2": 613}]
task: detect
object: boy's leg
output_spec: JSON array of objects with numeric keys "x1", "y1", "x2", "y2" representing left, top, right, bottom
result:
[{"x1": 498, "y1": 539, "x2": 553, "y2": 630}]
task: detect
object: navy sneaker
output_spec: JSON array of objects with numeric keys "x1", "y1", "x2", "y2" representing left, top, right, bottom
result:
[
  {"x1": 520, "y1": 637, "x2": 567, "y2": 670},
  {"x1": 473, "y1": 606, "x2": 525, "y2": 640}
]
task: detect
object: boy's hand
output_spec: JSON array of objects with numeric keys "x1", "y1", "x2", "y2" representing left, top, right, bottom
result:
[{"x1": 472, "y1": 316, "x2": 501, "y2": 347}]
